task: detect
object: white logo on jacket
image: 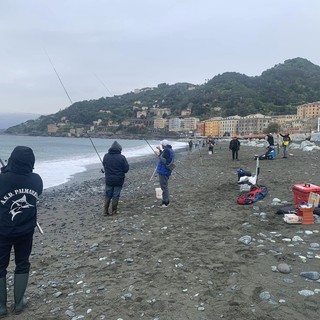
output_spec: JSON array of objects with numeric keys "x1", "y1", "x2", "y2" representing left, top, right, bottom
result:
[{"x1": 9, "y1": 195, "x2": 34, "y2": 221}]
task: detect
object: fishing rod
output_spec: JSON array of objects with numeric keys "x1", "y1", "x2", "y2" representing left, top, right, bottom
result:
[
  {"x1": 45, "y1": 50, "x2": 105, "y2": 170},
  {"x1": 87, "y1": 132, "x2": 105, "y2": 173},
  {"x1": 145, "y1": 139, "x2": 159, "y2": 156},
  {"x1": 144, "y1": 139, "x2": 189, "y2": 180},
  {"x1": 44, "y1": 49, "x2": 73, "y2": 105},
  {"x1": 93, "y1": 73, "x2": 113, "y2": 96}
]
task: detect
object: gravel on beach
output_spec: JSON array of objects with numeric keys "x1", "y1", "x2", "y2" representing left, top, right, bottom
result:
[{"x1": 4, "y1": 141, "x2": 320, "y2": 320}]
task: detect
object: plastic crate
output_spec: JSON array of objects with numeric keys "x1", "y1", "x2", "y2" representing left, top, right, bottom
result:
[{"x1": 292, "y1": 183, "x2": 320, "y2": 206}]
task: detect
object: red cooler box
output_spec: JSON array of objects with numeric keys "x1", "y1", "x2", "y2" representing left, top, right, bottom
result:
[{"x1": 292, "y1": 183, "x2": 320, "y2": 206}]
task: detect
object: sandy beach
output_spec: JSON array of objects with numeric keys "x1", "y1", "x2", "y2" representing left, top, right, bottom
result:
[{"x1": 4, "y1": 141, "x2": 320, "y2": 320}]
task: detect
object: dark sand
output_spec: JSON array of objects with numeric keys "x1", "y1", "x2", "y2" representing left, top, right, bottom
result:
[{"x1": 4, "y1": 142, "x2": 320, "y2": 320}]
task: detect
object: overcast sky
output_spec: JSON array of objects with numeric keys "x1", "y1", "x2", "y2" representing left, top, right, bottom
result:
[{"x1": 1, "y1": 0, "x2": 319, "y2": 115}]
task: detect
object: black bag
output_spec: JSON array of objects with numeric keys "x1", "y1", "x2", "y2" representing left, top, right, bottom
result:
[{"x1": 166, "y1": 162, "x2": 176, "y2": 171}]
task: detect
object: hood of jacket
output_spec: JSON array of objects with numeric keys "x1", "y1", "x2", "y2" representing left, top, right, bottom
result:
[
  {"x1": 108, "y1": 141, "x2": 122, "y2": 154},
  {"x1": 5, "y1": 146, "x2": 35, "y2": 174}
]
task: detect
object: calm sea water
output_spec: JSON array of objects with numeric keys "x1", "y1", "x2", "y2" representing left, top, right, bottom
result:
[{"x1": 0, "y1": 135, "x2": 185, "y2": 189}]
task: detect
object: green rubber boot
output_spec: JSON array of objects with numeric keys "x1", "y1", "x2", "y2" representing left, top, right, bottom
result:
[
  {"x1": 0, "y1": 277, "x2": 8, "y2": 317},
  {"x1": 111, "y1": 200, "x2": 119, "y2": 215},
  {"x1": 103, "y1": 199, "x2": 111, "y2": 216},
  {"x1": 14, "y1": 273, "x2": 29, "y2": 314}
]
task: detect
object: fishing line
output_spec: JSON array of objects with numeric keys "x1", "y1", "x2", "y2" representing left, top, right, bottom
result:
[
  {"x1": 93, "y1": 73, "x2": 113, "y2": 96},
  {"x1": 44, "y1": 49, "x2": 73, "y2": 105},
  {"x1": 44, "y1": 49, "x2": 105, "y2": 170}
]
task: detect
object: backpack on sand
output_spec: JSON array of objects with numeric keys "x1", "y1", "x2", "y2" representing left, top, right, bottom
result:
[{"x1": 237, "y1": 186, "x2": 268, "y2": 205}]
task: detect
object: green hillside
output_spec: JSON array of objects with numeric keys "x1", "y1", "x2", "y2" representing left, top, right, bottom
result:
[{"x1": 5, "y1": 57, "x2": 320, "y2": 135}]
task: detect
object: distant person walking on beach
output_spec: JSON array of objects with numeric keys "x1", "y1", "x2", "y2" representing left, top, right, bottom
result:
[
  {"x1": 0, "y1": 146, "x2": 43, "y2": 316},
  {"x1": 156, "y1": 140, "x2": 175, "y2": 207},
  {"x1": 102, "y1": 141, "x2": 129, "y2": 216},
  {"x1": 280, "y1": 132, "x2": 291, "y2": 158},
  {"x1": 229, "y1": 136, "x2": 240, "y2": 160},
  {"x1": 188, "y1": 140, "x2": 193, "y2": 152},
  {"x1": 266, "y1": 133, "x2": 274, "y2": 146},
  {"x1": 208, "y1": 140, "x2": 215, "y2": 154}
]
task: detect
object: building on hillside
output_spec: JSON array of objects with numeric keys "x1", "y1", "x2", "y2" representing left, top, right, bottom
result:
[
  {"x1": 149, "y1": 107, "x2": 171, "y2": 117},
  {"x1": 122, "y1": 118, "x2": 154, "y2": 127},
  {"x1": 47, "y1": 124, "x2": 58, "y2": 133},
  {"x1": 182, "y1": 117, "x2": 200, "y2": 131},
  {"x1": 270, "y1": 115, "x2": 299, "y2": 132},
  {"x1": 196, "y1": 121, "x2": 205, "y2": 136},
  {"x1": 137, "y1": 110, "x2": 148, "y2": 118},
  {"x1": 204, "y1": 117, "x2": 222, "y2": 137},
  {"x1": 238, "y1": 114, "x2": 271, "y2": 135},
  {"x1": 93, "y1": 119, "x2": 103, "y2": 126},
  {"x1": 219, "y1": 115, "x2": 241, "y2": 137},
  {"x1": 181, "y1": 108, "x2": 192, "y2": 116},
  {"x1": 154, "y1": 118, "x2": 168, "y2": 129},
  {"x1": 168, "y1": 118, "x2": 182, "y2": 131},
  {"x1": 297, "y1": 102, "x2": 320, "y2": 119},
  {"x1": 76, "y1": 128, "x2": 84, "y2": 136}
]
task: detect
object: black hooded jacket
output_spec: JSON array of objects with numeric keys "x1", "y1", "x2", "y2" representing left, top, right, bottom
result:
[
  {"x1": 0, "y1": 146, "x2": 43, "y2": 237},
  {"x1": 102, "y1": 141, "x2": 129, "y2": 186}
]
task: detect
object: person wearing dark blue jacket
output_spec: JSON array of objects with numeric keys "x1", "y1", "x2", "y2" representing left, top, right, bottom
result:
[
  {"x1": 102, "y1": 141, "x2": 129, "y2": 216},
  {"x1": 156, "y1": 140, "x2": 174, "y2": 207},
  {"x1": 0, "y1": 146, "x2": 43, "y2": 316}
]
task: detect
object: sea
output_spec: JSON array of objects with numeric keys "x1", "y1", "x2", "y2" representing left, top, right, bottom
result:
[{"x1": 0, "y1": 135, "x2": 186, "y2": 189}]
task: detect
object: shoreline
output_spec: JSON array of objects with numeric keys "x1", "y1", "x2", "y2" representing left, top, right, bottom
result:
[{"x1": 43, "y1": 145, "x2": 189, "y2": 194}]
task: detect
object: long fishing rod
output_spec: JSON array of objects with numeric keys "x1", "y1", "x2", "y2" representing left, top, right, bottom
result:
[
  {"x1": 145, "y1": 139, "x2": 159, "y2": 156},
  {"x1": 93, "y1": 73, "x2": 113, "y2": 96},
  {"x1": 44, "y1": 49, "x2": 73, "y2": 105},
  {"x1": 144, "y1": 139, "x2": 189, "y2": 180},
  {"x1": 45, "y1": 50, "x2": 104, "y2": 169}
]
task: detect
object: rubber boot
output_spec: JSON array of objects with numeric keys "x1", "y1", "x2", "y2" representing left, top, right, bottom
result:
[
  {"x1": 14, "y1": 273, "x2": 29, "y2": 314},
  {"x1": 103, "y1": 200, "x2": 111, "y2": 216},
  {"x1": 111, "y1": 200, "x2": 119, "y2": 215},
  {"x1": 0, "y1": 277, "x2": 7, "y2": 317}
]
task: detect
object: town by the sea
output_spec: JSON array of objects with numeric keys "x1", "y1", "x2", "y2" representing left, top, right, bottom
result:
[{"x1": 0, "y1": 135, "x2": 186, "y2": 189}]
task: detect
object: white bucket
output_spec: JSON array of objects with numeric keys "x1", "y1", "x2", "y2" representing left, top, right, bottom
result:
[{"x1": 155, "y1": 188, "x2": 162, "y2": 199}]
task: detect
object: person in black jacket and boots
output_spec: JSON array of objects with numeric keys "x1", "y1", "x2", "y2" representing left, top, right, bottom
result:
[
  {"x1": 102, "y1": 141, "x2": 129, "y2": 216},
  {"x1": 229, "y1": 135, "x2": 241, "y2": 160},
  {"x1": 0, "y1": 146, "x2": 43, "y2": 316}
]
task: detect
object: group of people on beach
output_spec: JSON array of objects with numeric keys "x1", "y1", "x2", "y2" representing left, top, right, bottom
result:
[
  {"x1": 0, "y1": 139, "x2": 175, "y2": 316},
  {"x1": 0, "y1": 131, "x2": 294, "y2": 316},
  {"x1": 228, "y1": 132, "x2": 292, "y2": 161}
]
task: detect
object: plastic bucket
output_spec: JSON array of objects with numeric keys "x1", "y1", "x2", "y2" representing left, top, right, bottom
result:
[{"x1": 155, "y1": 188, "x2": 162, "y2": 199}]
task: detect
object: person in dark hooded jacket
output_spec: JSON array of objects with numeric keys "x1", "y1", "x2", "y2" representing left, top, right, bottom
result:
[
  {"x1": 102, "y1": 141, "x2": 129, "y2": 216},
  {"x1": 0, "y1": 146, "x2": 43, "y2": 316},
  {"x1": 156, "y1": 139, "x2": 174, "y2": 207}
]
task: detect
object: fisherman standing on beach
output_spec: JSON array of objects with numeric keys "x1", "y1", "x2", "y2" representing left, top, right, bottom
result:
[
  {"x1": 0, "y1": 146, "x2": 43, "y2": 316},
  {"x1": 156, "y1": 140, "x2": 174, "y2": 207},
  {"x1": 266, "y1": 133, "x2": 274, "y2": 146},
  {"x1": 280, "y1": 132, "x2": 291, "y2": 158},
  {"x1": 229, "y1": 135, "x2": 240, "y2": 160},
  {"x1": 102, "y1": 141, "x2": 129, "y2": 216}
]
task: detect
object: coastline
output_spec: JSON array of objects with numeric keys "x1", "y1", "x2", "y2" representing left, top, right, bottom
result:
[{"x1": 43, "y1": 145, "x2": 189, "y2": 193}]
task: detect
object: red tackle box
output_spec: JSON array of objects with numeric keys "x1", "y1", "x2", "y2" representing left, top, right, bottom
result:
[{"x1": 292, "y1": 183, "x2": 320, "y2": 206}]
